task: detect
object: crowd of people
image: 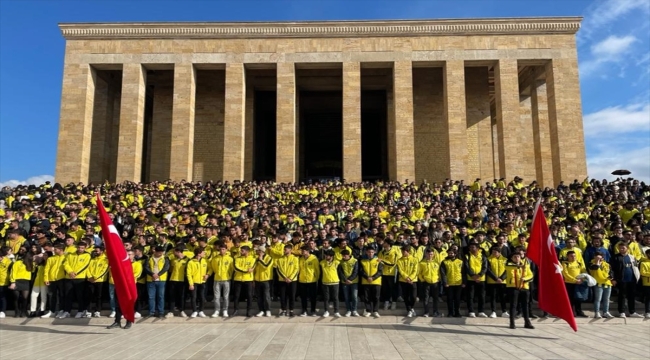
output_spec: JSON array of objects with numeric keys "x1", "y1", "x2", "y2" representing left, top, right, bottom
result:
[{"x1": 0, "y1": 176, "x2": 649, "y2": 330}]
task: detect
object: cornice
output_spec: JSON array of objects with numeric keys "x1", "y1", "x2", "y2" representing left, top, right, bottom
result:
[{"x1": 59, "y1": 17, "x2": 581, "y2": 40}]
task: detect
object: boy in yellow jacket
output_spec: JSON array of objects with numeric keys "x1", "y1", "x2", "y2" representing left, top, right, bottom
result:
[
  {"x1": 441, "y1": 248, "x2": 464, "y2": 317},
  {"x1": 208, "y1": 243, "x2": 233, "y2": 318},
  {"x1": 275, "y1": 244, "x2": 299, "y2": 317},
  {"x1": 254, "y1": 245, "x2": 273, "y2": 317},
  {"x1": 588, "y1": 251, "x2": 614, "y2": 319},
  {"x1": 233, "y1": 245, "x2": 256, "y2": 317},
  {"x1": 418, "y1": 248, "x2": 441, "y2": 317},
  {"x1": 87, "y1": 245, "x2": 109, "y2": 318},
  {"x1": 561, "y1": 251, "x2": 587, "y2": 317},
  {"x1": 505, "y1": 250, "x2": 534, "y2": 329},
  {"x1": 641, "y1": 249, "x2": 650, "y2": 318},
  {"x1": 299, "y1": 245, "x2": 320, "y2": 317},
  {"x1": 187, "y1": 248, "x2": 209, "y2": 318},
  {"x1": 396, "y1": 245, "x2": 419, "y2": 317},
  {"x1": 43, "y1": 243, "x2": 66, "y2": 319},
  {"x1": 320, "y1": 249, "x2": 340, "y2": 318}
]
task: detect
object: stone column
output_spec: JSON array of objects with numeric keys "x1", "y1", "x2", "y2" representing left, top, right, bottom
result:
[
  {"x1": 276, "y1": 62, "x2": 297, "y2": 183},
  {"x1": 443, "y1": 60, "x2": 468, "y2": 181},
  {"x1": 391, "y1": 61, "x2": 415, "y2": 183},
  {"x1": 494, "y1": 59, "x2": 522, "y2": 180},
  {"x1": 169, "y1": 63, "x2": 196, "y2": 181},
  {"x1": 545, "y1": 58, "x2": 587, "y2": 184},
  {"x1": 342, "y1": 62, "x2": 362, "y2": 183},
  {"x1": 55, "y1": 63, "x2": 96, "y2": 184},
  {"x1": 149, "y1": 71, "x2": 173, "y2": 182},
  {"x1": 223, "y1": 63, "x2": 246, "y2": 182},
  {"x1": 115, "y1": 63, "x2": 147, "y2": 183},
  {"x1": 464, "y1": 67, "x2": 494, "y2": 181},
  {"x1": 518, "y1": 93, "x2": 537, "y2": 182},
  {"x1": 531, "y1": 80, "x2": 554, "y2": 187}
]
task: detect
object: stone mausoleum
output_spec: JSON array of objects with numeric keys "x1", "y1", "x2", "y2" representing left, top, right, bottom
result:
[{"x1": 54, "y1": 17, "x2": 587, "y2": 186}]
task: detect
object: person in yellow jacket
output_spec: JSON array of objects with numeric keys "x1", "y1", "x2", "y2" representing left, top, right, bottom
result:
[
  {"x1": 397, "y1": 245, "x2": 419, "y2": 317},
  {"x1": 320, "y1": 249, "x2": 341, "y2": 318},
  {"x1": 275, "y1": 244, "x2": 299, "y2": 317},
  {"x1": 640, "y1": 249, "x2": 650, "y2": 318},
  {"x1": 440, "y1": 248, "x2": 464, "y2": 318},
  {"x1": 485, "y1": 246, "x2": 508, "y2": 318},
  {"x1": 38, "y1": 243, "x2": 64, "y2": 319},
  {"x1": 167, "y1": 246, "x2": 190, "y2": 318},
  {"x1": 505, "y1": 251, "x2": 534, "y2": 329},
  {"x1": 418, "y1": 248, "x2": 441, "y2": 317},
  {"x1": 10, "y1": 252, "x2": 34, "y2": 317},
  {"x1": 87, "y1": 245, "x2": 109, "y2": 318},
  {"x1": 562, "y1": 250, "x2": 587, "y2": 317},
  {"x1": 0, "y1": 247, "x2": 12, "y2": 319},
  {"x1": 208, "y1": 243, "x2": 234, "y2": 318},
  {"x1": 143, "y1": 246, "x2": 170, "y2": 318},
  {"x1": 298, "y1": 245, "x2": 320, "y2": 316},
  {"x1": 359, "y1": 247, "x2": 383, "y2": 318},
  {"x1": 63, "y1": 242, "x2": 91, "y2": 318},
  {"x1": 233, "y1": 245, "x2": 256, "y2": 317},
  {"x1": 254, "y1": 244, "x2": 273, "y2": 317},
  {"x1": 463, "y1": 241, "x2": 488, "y2": 318},
  {"x1": 378, "y1": 240, "x2": 399, "y2": 311},
  {"x1": 186, "y1": 248, "x2": 209, "y2": 318},
  {"x1": 107, "y1": 249, "x2": 142, "y2": 330},
  {"x1": 588, "y1": 251, "x2": 614, "y2": 319}
]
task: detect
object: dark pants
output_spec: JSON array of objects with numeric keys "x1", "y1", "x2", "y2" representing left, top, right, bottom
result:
[
  {"x1": 446, "y1": 285, "x2": 462, "y2": 317},
  {"x1": 299, "y1": 282, "x2": 318, "y2": 313},
  {"x1": 233, "y1": 281, "x2": 253, "y2": 312},
  {"x1": 400, "y1": 282, "x2": 417, "y2": 312},
  {"x1": 278, "y1": 281, "x2": 297, "y2": 311},
  {"x1": 88, "y1": 281, "x2": 104, "y2": 312},
  {"x1": 322, "y1": 284, "x2": 339, "y2": 313},
  {"x1": 420, "y1": 282, "x2": 439, "y2": 315},
  {"x1": 643, "y1": 286, "x2": 650, "y2": 314},
  {"x1": 168, "y1": 281, "x2": 186, "y2": 311},
  {"x1": 191, "y1": 284, "x2": 206, "y2": 312},
  {"x1": 380, "y1": 275, "x2": 398, "y2": 303},
  {"x1": 617, "y1": 281, "x2": 637, "y2": 314},
  {"x1": 256, "y1": 281, "x2": 271, "y2": 312},
  {"x1": 487, "y1": 283, "x2": 507, "y2": 313},
  {"x1": 64, "y1": 279, "x2": 87, "y2": 312},
  {"x1": 0, "y1": 285, "x2": 8, "y2": 312},
  {"x1": 466, "y1": 281, "x2": 485, "y2": 313},
  {"x1": 48, "y1": 280, "x2": 64, "y2": 313},
  {"x1": 509, "y1": 288, "x2": 531, "y2": 325},
  {"x1": 565, "y1": 283, "x2": 583, "y2": 314},
  {"x1": 136, "y1": 283, "x2": 147, "y2": 313},
  {"x1": 363, "y1": 284, "x2": 381, "y2": 313},
  {"x1": 13, "y1": 289, "x2": 29, "y2": 315}
]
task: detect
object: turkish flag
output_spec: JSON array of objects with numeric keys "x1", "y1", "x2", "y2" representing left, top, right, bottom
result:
[
  {"x1": 527, "y1": 201, "x2": 577, "y2": 332},
  {"x1": 96, "y1": 193, "x2": 137, "y2": 322}
]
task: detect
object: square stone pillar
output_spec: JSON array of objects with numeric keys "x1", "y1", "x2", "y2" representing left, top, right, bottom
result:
[
  {"x1": 464, "y1": 67, "x2": 494, "y2": 181},
  {"x1": 443, "y1": 60, "x2": 468, "y2": 182},
  {"x1": 55, "y1": 63, "x2": 96, "y2": 184},
  {"x1": 531, "y1": 80, "x2": 554, "y2": 187},
  {"x1": 169, "y1": 63, "x2": 196, "y2": 182},
  {"x1": 115, "y1": 63, "x2": 147, "y2": 183},
  {"x1": 223, "y1": 63, "x2": 246, "y2": 182},
  {"x1": 518, "y1": 93, "x2": 537, "y2": 182},
  {"x1": 276, "y1": 62, "x2": 298, "y2": 183},
  {"x1": 391, "y1": 61, "x2": 415, "y2": 183},
  {"x1": 494, "y1": 59, "x2": 522, "y2": 181},
  {"x1": 342, "y1": 62, "x2": 362, "y2": 183},
  {"x1": 545, "y1": 58, "x2": 587, "y2": 184},
  {"x1": 149, "y1": 71, "x2": 173, "y2": 182}
]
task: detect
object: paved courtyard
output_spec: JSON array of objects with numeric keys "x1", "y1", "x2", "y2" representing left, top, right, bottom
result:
[{"x1": 0, "y1": 318, "x2": 648, "y2": 360}]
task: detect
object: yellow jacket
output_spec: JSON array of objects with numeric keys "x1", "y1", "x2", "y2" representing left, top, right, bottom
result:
[
  {"x1": 209, "y1": 254, "x2": 234, "y2": 281},
  {"x1": 320, "y1": 259, "x2": 340, "y2": 284},
  {"x1": 359, "y1": 257, "x2": 382, "y2": 285},
  {"x1": 505, "y1": 261, "x2": 533, "y2": 289},
  {"x1": 299, "y1": 255, "x2": 320, "y2": 283},
  {"x1": 396, "y1": 255, "x2": 419, "y2": 282},
  {"x1": 562, "y1": 259, "x2": 586, "y2": 284},
  {"x1": 64, "y1": 252, "x2": 92, "y2": 279},
  {"x1": 378, "y1": 248, "x2": 399, "y2": 276},
  {"x1": 276, "y1": 255, "x2": 299, "y2": 281},
  {"x1": 418, "y1": 259, "x2": 440, "y2": 284},
  {"x1": 588, "y1": 259, "x2": 613, "y2": 286},
  {"x1": 108, "y1": 261, "x2": 143, "y2": 284},
  {"x1": 267, "y1": 242, "x2": 285, "y2": 261},
  {"x1": 338, "y1": 257, "x2": 358, "y2": 284},
  {"x1": 88, "y1": 254, "x2": 109, "y2": 282},
  {"x1": 0, "y1": 257, "x2": 11, "y2": 286},
  {"x1": 44, "y1": 254, "x2": 66, "y2": 282},
  {"x1": 640, "y1": 258, "x2": 650, "y2": 286},
  {"x1": 233, "y1": 254, "x2": 256, "y2": 282},
  {"x1": 441, "y1": 258, "x2": 463, "y2": 286},
  {"x1": 34, "y1": 264, "x2": 46, "y2": 287},
  {"x1": 170, "y1": 256, "x2": 190, "y2": 282},
  {"x1": 186, "y1": 258, "x2": 209, "y2": 286},
  {"x1": 9, "y1": 260, "x2": 32, "y2": 282},
  {"x1": 486, "y1": 255, "x2": 507, "y2": 285},
  {"x1": 432, "y1": 248, "x2": 447, "y2": 265},
  {"x1": 254, "y1": 255, "x2": 274, "y2": 282},
  {"x1": 464, "y1": 252, "x2": 487, "y2": 282},
  {"x1": 145, "y1": 256, "x2": 170, "y2": 282}
]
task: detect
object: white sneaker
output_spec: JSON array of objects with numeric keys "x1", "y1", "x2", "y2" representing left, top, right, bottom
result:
[
  {"x1": 468, "y1": 312, "x2": 476, "y2": 318},
  {"x1": 180, "y1": 311, "x2": 187, "y2": 318},
  {"x1": 300, "y1": 312, "x2": 308, "y2": 317},
  {"x1": 322, "y1": 311, "x2": 330, "y2": 318},
  {"x1": 645, "y1": 313, "x2": 650, "y2": 319},
  {"x1": 407, "y1": 310, "x2": 412, "y2": 318},
  {"x1": 166, "y1": 312, "x2": 175, "y2": 318},
  {"x1": 501, "y1": 311, "x2": 509, "y2": 318},
  {"x1": 352, "y1": 311, "x2": 360, "y2": 317},
  {"x1": 92, "y1": 311, "x2": 101, "y2": 318},
  {"x1": 363, "y1": 311, "x2": 370, "y2": 317},
  {"x1": 489, "y1": 312, "x2": 497, "y2": 318},
  {"x1": 383, "y1": 301, "x2": 389, "y2": 310},
  {"x1": 191, "y1": 312, "x2": 198, "y2": 318},
  {"x1": 345, "y1": 311, "x2": 351, "y2": 317},
  {"x1": 75, "y1": 311, "x2": 83, "y2": 319},
  {"x1": 108, "y1": 311, "x2": 116, "y2": 318},
  {"x1": 265, "y1": 311, "x2": 271, "y2": 317},
  {"x1": 604, "y1": 312, "x2": 614, "y2": 318},
  {"x1": 334, "y1": 312, "x2": 341, "y2": 318},
  {"x1": 0, "y1": 312, "x2": 5, "y2": 318},
  {"x1": 594, "y1": 313, "x2": 602, "y2": 319},
  {"x1": 411, "y1": 309, "x2": 416, "y2": 317},
  {"x1": 211, "y1": 311, "x2": 220, "y2": 318},
  {"x1": 372, "y1": 312, "x2": 380, "y2": 318},
  {"x1": 619, "y1": 313, "x2": 626, "y2": 318},
  {"x1": 41, "y1": 311, "x2": 52, "y2": 319},
  {"x1": 56, "y1": 310, "x2": 64, "y2": 318},
  {"x1": 134, "y1": 312, "x2": 142, "y2": 319},
  {"x1": 478, "y1": 312, "x2": 488, "y2": 318},
  {"x1": 84, "y1": 311, "x2": 92, "y2": 318},
  {"x1": 61, "y1": 312, "x2": 70, "y2": 318},
  {"x1": 422, "y1": 313, "x2": 429, "y2": 317},
  {"x1": 256, "y1": 311, "x2": 265, "y2": 317},
  {"x1": 198, "y1": 311, "x2": 207, "y2": 318},
  {"x1": 222, "y1": 311, "x2": 228, "y2": 318},
  {"x1": 391, "y1": 302, "x2": 397, "y2": 310},
  {"x1": 311, "y1": 312, "x2": 318, "y2": 317},
  {"x1": 629, "y1": 312, "x2": 642, "y2": 318}
]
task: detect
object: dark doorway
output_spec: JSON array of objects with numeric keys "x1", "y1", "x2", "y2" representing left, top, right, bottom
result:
[
  {"x1": 361, "y1": 90, "x2": 388, "y2": 181},
  {"x1": 299, "y1": 91, "x2": 343, "y2": 181},
  {"x1": 253, "y1": 91, "x2": 277, "y2": 180},
  {"x1": 141, "y1": 82, "x2": 155, "y2": 183}
]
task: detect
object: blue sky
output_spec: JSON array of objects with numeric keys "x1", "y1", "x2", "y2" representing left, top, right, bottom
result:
[{"x1": 1, "y1": 0, "x2": 649, "y2": 186}]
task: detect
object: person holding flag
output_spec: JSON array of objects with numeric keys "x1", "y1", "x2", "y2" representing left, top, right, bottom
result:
[
  {"x1": 505, "y1": 248, "x2": 534, "y2": 329},
  {"x1": 107, "y1": 249, "x2": 142, "y2": 329}
]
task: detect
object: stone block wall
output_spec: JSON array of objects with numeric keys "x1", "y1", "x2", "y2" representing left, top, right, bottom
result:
[
  {"x1": 413, "y1": 67, "x2": 445, "y2": 183},
  {"x1": 193, "y1": 70, "x2": 225, "y2": 182}
]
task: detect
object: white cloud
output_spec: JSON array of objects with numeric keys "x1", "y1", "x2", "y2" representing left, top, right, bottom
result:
[
  {"x1": 583, "y1": 102, "x2": 650, "y2": 137},
  {"x1": 580, "y1": 35, "x2": 637, "y2": 77},
  {"x1": 588, "y1": 146, "x2": 650, "y2": 182},
  {"x1": 0, "y1": 175, "x2": 54, "y2": 189},
  {"x1": 580, "y1": 0, "x2": 650, "y2": 40}
]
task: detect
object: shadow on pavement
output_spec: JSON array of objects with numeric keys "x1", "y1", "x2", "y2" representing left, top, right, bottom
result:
[
  {"x1": 337, "y1": 323, "x2": 559, "y2": 340},
  {"x1": 2, "y1": 323, "x2": 105, "y2": 335}
]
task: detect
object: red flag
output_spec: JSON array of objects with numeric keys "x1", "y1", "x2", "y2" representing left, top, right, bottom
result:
[
  {"x1": 96, "y1": 193, "x2": 137, "y2": 322},
  {"x1": 527, "y1": 201, "x2": 577, "y2": 332}
]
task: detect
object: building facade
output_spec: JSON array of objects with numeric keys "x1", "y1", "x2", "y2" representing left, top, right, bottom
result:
[{"x1": 55, "y1": 17, "x2": 587, "y2": 186}]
